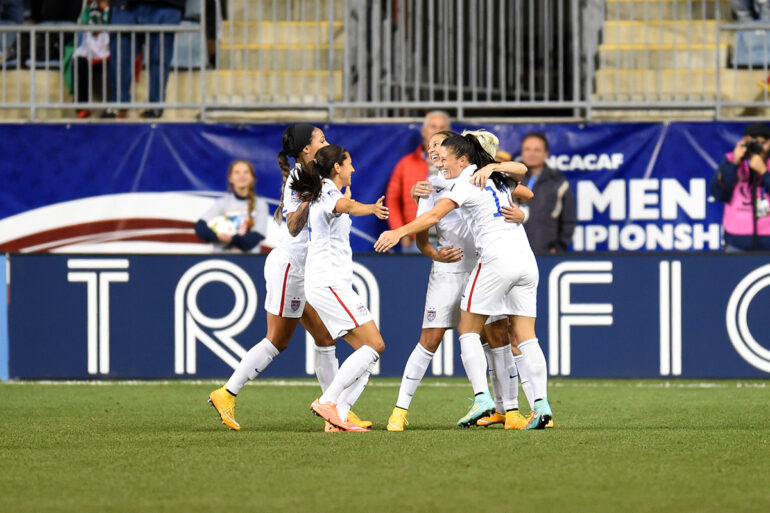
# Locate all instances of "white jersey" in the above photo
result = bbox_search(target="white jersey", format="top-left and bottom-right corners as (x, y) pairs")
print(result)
(444, 164), (531, 259)
(274, 164), (309, 271)
(304, 178), (353, 288)
(416, 173), (478, 273)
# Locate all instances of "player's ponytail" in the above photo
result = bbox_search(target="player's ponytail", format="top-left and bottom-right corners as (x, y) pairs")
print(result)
(462, 129), (499, 159)
(443, 134), (511, 191)
(290, 145), (348, 203)
(274, 124), (317, 223)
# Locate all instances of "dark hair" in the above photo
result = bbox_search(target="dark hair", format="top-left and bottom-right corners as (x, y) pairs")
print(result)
(290, 145), (349, 203)
(744, 122), (770, 139)
(275, 124), (318, 222)
(521, 132), (549, 152)
(442, 134), (511, 190)
(434, 130), (459, 139)
(227, 159), (256, 230)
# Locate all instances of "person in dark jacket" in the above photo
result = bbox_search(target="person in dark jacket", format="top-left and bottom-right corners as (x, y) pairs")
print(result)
(519, 133), (577, 255)
(104, 0), (184, 118)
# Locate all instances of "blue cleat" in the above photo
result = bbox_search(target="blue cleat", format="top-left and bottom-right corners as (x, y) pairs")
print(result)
(457, 391), (496, 427)
(524, 398), (553, 430)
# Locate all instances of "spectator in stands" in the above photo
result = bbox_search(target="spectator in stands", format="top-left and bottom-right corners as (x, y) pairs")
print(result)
(518, 132), (577, 255)
(386, 111), (451, 252)
(0, 0), (23, 62)
(104, 0), (184, 119)
(732, 0), (770, 22)
(195, 159), (269, 253)
(710, 123), (770, 251)
(64, 1), (110, 119)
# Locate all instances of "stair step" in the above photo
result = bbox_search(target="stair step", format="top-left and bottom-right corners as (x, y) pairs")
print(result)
(169, 70), (343, 103)
(228, 0), (345, 21)
(603, 20), (717, 45)
(220, 21), (344, 46)
(594, 68), (770, 101)
(217, 44), (343, 70)
(599, 44), (727, 69)
(604, 0), (730, 20)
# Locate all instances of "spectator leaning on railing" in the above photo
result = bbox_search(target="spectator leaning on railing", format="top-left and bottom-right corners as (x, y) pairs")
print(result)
(710, 122), (770, 251)
(385, 111), (451, 252)
(104, 0), (184, 119)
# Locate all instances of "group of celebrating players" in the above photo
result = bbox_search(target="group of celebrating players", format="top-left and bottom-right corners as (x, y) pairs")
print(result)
(208, 120), (554, 432)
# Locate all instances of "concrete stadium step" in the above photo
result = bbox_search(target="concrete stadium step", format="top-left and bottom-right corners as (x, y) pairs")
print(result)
(604, 0), (730, 20)
(169, 70), (343, 103)
(599, 43), (727, 69)
(603, 20), (717, 45)
(228, 0), (345, 21)
(220, 21), (344, 46)
(217, 44), (343, 70)
(594, 68), (770, 101)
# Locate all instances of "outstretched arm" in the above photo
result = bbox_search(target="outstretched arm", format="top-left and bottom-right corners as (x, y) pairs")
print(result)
(471, 161), (528, 187)
(334, 196), (389, 219)
(375, 198), (456, 252)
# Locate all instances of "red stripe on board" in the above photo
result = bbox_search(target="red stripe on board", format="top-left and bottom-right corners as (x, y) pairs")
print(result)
(467, 263), (483, 311)
(328, 287), (359, 327)
(278, 263), (292, 316)
(0, 218), (195, 252)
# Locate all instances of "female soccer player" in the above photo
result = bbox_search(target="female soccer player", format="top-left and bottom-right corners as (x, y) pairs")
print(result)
(194, 159), (268, 252)
(208, 125), (370, 432)
(290, 144), (389, 432)
(376, 134), (553, 430)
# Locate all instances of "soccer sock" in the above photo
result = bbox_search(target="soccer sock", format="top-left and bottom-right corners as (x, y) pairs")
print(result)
(491, 345), (516, 411)
(395, 343), (435, 410)
(314, 345), (339, 393)
(459, 332), (489, 396)
(225, 338), (280, 395)
(505, 348), (520, 410)
(518, 338), (548, 401)
(515, 354), (535, 410)
(483, 343), (504, 414)
(337, 359), (376, 421)
(319, 345), (379, 405)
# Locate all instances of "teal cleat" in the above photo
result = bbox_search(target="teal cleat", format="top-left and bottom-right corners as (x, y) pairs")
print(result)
(524, 398), (553, 430)
(457, 391), (496, 427)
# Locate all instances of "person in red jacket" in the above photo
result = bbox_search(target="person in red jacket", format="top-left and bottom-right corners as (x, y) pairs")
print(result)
(386, 111), (451, 252)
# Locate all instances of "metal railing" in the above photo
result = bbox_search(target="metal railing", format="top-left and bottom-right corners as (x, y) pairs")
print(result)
(1, 0), (770, 121)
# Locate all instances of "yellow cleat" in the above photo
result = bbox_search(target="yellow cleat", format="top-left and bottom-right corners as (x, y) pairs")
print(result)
(546, 418), (554, 428)
(386, 407), (409, 432)
(476, 412), (505, 427)
(347, 410), (373, 429)
(504, 410), (529, 430)
(208, 386), (240, 431)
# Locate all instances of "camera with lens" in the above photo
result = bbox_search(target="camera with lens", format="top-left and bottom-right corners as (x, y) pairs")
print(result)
(744, 138), (765, 156)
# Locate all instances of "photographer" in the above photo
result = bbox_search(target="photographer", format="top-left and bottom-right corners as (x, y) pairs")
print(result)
(710, 123), (770, 251)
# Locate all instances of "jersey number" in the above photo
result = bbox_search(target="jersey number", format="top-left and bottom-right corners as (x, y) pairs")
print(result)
(485, 186), (503, 218)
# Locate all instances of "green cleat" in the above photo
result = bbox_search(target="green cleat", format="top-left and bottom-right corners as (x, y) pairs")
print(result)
(524, 398), (553, 430)
(457, 391), (496, 427)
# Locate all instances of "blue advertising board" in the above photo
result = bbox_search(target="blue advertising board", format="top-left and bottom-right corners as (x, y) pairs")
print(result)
(0, 121), (761, 253)
(7, 253), (770, 379)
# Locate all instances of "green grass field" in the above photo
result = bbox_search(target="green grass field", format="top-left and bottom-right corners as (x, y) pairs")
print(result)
(1, 379), (768, 513)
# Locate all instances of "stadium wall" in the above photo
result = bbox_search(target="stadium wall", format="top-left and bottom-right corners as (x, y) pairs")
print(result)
(0, 121), (753, 253)
(6, 253), (770, 379)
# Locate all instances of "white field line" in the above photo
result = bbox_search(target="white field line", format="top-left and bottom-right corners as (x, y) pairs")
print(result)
(1, 380), (766, 389)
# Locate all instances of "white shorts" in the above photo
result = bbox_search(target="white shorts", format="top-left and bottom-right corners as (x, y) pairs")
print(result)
(422, 270), (470, 328)
(306, 283), (374, 340)
(461, 253), (539, 318)
(264, 250), (306, 318)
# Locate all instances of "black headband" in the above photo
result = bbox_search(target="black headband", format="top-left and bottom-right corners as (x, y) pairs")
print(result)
(286, 124), (316, 158)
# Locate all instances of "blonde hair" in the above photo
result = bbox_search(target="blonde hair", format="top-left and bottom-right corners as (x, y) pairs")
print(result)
(227, 159), (256, 230)
(461, 129), (499, 159)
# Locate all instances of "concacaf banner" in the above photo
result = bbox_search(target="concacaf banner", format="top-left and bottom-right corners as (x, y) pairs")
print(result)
(0, 121), (752, 253)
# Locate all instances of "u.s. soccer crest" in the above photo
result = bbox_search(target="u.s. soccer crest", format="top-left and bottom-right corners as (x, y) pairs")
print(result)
(426, 308), (437, 322)
(356, 303), (368, 316)
(290, 298), (301, 312)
